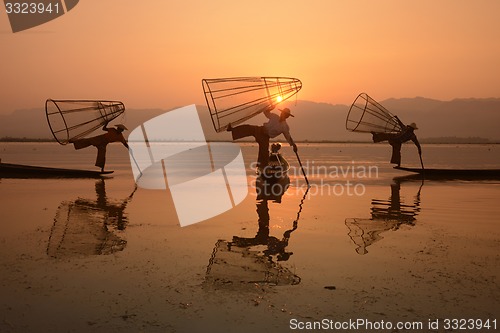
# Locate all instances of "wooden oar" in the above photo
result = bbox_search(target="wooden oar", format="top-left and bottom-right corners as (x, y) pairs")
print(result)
(295, 150), (310, 187)
(129, 148), (143, 178)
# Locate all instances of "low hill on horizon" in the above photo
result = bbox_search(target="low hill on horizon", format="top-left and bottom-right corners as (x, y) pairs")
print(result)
(1, 97), (499, 142)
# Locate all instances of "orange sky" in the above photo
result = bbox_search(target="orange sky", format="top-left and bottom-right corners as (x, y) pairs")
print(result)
(1, 0), (499, 114)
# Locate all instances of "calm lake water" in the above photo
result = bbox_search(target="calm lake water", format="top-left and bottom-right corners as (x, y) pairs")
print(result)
(1, 142), (499, 332)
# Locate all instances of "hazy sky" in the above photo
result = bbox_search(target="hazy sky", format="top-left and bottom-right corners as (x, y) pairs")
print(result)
(1, 0), (499, 114)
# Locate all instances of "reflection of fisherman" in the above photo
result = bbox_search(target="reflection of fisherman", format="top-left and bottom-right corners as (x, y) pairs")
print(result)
(71, 123), (129, 172)
(92, 179), (134, 230)
(232, 177), (295, 261)
(371, 178), (421, 223)
(372, 117), (421, 167)
(232, 199), (295, 261)
(346, 177), (422, 255)
(228, 106), (297, 169)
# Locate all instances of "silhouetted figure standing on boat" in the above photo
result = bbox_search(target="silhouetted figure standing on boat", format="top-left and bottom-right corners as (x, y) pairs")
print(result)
(372, 117), (422, 167)
(71, 123), (129, 172)
(227, 106), (298, 170)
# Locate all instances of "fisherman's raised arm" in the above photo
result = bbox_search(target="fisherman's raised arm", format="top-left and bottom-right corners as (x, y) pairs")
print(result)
(394, 116), (405, 129)
(283, 131), (298, 153)
(263, 104), (276, 119)
(102, 121), (110, 131)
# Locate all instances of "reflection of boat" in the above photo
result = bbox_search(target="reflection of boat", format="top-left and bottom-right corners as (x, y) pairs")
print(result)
(256, 175), (290, 203)
(0, 161), (113, 178)
(395, 166), (500, 180)
(256, 144), (291, 202)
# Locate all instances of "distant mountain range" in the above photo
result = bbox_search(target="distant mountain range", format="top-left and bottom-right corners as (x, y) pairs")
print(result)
(1, 97), (499, 142)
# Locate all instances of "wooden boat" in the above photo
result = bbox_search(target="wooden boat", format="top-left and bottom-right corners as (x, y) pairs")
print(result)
(255, 144), (291, 201)
(0, 162), (113, 178)
(258, 143), (290, 180)
(394, 166), (500, 180)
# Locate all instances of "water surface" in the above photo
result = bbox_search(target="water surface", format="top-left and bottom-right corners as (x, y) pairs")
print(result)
(1, 142), (499, 332)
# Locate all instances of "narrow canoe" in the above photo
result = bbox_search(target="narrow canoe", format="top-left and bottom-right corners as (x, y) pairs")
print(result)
(0, 162), (113, 178)
(395, 166), (500, 180)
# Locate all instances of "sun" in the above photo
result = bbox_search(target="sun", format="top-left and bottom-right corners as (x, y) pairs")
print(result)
(276, 95), (283, 103)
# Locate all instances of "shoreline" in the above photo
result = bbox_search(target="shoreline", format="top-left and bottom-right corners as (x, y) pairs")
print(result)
(1, 138), (499, 144)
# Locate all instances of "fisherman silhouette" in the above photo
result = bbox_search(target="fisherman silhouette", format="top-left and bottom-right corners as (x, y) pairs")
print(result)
(228, 106), (298, 170)
(372, 116), (422, 167)
(71, 122), (129, 172)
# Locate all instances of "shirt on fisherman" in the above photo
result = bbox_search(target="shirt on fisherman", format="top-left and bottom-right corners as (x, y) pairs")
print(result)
(263, 113), (293, 146)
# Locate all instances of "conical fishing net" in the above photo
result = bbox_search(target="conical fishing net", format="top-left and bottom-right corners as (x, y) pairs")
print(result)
(346, 93), (402, 133)
(45, 99), (125, 145)
(202, 77), (302, 132)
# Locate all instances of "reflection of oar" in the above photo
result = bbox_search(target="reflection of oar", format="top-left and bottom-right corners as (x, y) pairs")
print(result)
(282, 186), (309, 240)
(295, 150), (309, 187)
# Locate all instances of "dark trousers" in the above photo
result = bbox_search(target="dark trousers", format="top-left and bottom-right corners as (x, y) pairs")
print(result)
(95, 145), (107, 169)
(232, 125), (269, 168)
(74, 139), (107, 170)
(389, 141), (402, 165)
(372, 133), (401, 165)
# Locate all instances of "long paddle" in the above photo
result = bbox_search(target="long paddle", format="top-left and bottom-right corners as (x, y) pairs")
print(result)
(128, 148), (143, 178)
(295, 150), (310, 187)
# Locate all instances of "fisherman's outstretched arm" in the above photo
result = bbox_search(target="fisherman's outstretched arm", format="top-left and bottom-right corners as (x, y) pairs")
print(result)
(284, 132), (298, 152)
(412, 136), (422, 155)
(102, 121), (110, 131)
(121, 137), (129, 149)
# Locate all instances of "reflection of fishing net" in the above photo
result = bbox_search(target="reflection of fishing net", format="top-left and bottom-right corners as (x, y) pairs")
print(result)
(46, 99), (125, 145)
(345, 218), (399, 255)
(346, 93), (402, 133)
(204, 240), (300, 289)
(47, 201), (126, 258)
(202, 77), (302, 132)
